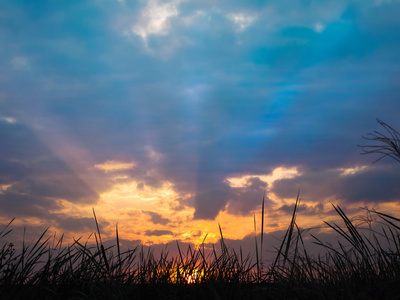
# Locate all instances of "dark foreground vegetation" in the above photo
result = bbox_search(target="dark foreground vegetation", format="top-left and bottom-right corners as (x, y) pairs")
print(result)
(1, 199), (400, 300)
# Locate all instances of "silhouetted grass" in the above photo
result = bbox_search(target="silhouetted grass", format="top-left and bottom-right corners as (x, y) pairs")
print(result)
(1, 197), (400, 299)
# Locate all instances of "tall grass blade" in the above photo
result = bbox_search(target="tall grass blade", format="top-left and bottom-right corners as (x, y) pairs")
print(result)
(283, 189), (300, 266)
(261, 192), (265, 271)
(218, 223), (227, 254)
(116, 221), (121, 273)
(254, 214), (259, 280)
(92, 208), (109, 272)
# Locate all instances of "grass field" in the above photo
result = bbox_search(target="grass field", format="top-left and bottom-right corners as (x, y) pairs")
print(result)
(0, 192), (400, 300)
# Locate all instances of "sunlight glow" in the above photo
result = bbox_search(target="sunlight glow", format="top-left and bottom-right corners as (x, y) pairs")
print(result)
(170, 268), (204, 284)
(14, 161), (398, 249)
(94, 160), (136, 172)
(101, 180), (178, 204)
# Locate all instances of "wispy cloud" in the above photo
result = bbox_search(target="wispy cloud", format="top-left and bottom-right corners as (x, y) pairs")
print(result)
(11, 56), (30, 70)
(0, 116), (17, 124)
(228, 13), (255, 31)
(132, 0), (181, 44)
(94, 160), (136, 172)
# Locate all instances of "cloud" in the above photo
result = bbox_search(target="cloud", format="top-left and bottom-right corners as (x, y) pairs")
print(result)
(338, 166), (400, 203)
(0, 116), (17, 124)
(132, 0), (181, 43)
(94, 160), (136, 172)
(226, 177), (270, 216)
(7, 177), (97, 204)
(143, 210), (171, 225)
(145, 230), (174, 236)
(0, 191), (60, 217)
(313, 22), (325, 33)
(49, 214), (104, 233)
(11, 56), (30, 71)
(0, 122), (99, 219)
(193, 175), (232, 220)
(372, 0), (396, 6)
(278, 202), (327, 216)
(228, 13), (255, 31)
(272, 165), (400, 204)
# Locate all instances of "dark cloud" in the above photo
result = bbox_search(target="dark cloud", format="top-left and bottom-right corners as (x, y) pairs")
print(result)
(49, 214), (104, 233)
(0, 121), (99, 221)
(193, 174), (232, 220)
(143, 211), (171, 225)
(169, 198), (189, 212)
(272, 165), (400, 205)
(337, 167), (400, 203)
(278, 202), (326, 216)
(145, 230), (174, 237)
(226, 177), (270, 216)
(0, 191), (59, 217)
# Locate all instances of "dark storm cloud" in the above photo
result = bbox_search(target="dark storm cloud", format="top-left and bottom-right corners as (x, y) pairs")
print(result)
(0, 0), (400, 224)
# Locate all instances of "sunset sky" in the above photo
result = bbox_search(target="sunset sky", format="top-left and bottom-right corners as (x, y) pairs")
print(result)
(1, 0), (400, 255)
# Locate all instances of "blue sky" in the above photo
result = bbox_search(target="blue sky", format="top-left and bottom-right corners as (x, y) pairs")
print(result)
(1, 0), (400, 248)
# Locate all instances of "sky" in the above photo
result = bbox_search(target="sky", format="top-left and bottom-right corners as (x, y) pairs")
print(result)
(1, 0), (400, 257)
